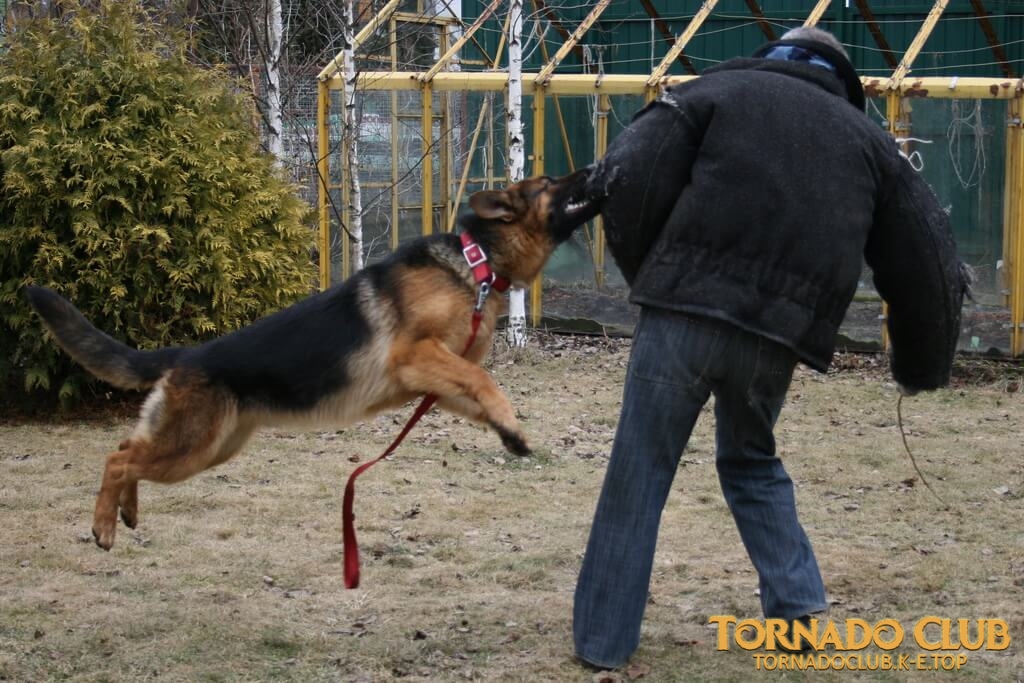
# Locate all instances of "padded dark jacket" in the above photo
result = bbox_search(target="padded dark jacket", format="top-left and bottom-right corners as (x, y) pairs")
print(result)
(592, 56), (966, 391)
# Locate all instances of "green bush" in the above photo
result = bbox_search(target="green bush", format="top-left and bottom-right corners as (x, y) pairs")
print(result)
(0, 1), (314, 407)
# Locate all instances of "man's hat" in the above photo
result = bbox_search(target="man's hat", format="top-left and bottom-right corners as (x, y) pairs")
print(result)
(753, 38), (866, 111)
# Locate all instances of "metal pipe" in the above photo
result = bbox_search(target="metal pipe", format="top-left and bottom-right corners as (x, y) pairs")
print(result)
(530, 89), (546, 327)
(647, 0), (719, 87)
(422, 81), (434, 236)
(535, 0), (612, 85)
(318, 0), (402, 81)
(335, 72), (1024, 101)
(317, 80), (331, 290)
(886, 0), (949, 91)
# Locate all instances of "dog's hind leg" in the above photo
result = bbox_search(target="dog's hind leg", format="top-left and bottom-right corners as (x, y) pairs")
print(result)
(93, 444), (140, 549)
(110, 439), (140, 529)
(111, 421), (255, 534)
(392, 338), (530, 455)
(92, 371), (246, 550)
(118, 483), (139, 529)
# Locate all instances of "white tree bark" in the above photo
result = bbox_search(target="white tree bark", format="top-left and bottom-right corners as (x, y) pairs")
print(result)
(342, 0), (364, 271)
(265, 0), (285, 161)
(505, 0), (528, 347)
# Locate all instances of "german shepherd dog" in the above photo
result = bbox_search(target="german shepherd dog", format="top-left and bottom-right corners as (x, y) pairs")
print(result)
(26, 169), (601, 551)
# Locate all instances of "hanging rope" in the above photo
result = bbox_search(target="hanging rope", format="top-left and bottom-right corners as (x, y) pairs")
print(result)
(896, 394), (949, 510)
(894, 136), (932, 172)
(947, 98), (987, 189)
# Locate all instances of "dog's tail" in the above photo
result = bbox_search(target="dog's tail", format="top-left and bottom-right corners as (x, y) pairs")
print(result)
(25, 286), (182, 390)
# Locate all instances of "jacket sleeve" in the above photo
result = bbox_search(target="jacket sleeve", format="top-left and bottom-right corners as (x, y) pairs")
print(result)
(864, 150), (967, 391)
(589, 94), (703, 285)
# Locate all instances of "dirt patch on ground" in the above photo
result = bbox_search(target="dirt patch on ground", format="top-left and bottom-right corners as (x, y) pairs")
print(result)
(1, 335), (1022, 681)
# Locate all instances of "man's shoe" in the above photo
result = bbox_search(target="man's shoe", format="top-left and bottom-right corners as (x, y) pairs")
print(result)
(779, 615), (816, 653)
(575, 654), (622, 672)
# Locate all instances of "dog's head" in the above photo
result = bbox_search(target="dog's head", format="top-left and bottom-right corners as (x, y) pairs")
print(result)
(461, 168), (603, 284)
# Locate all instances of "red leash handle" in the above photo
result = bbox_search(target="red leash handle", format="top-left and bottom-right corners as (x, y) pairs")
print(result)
(342, 309), (484, 589)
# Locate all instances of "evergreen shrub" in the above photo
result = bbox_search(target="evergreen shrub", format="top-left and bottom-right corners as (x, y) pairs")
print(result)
(0, 1), (314, 406)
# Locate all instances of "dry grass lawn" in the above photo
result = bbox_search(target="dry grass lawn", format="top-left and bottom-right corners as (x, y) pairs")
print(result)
(1, 335), (1022, 682)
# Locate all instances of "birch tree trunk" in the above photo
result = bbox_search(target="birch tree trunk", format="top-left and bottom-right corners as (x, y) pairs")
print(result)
(505, 0), (528, 347)
(265, 0), (284, 161)
(342, 0), (364, 271)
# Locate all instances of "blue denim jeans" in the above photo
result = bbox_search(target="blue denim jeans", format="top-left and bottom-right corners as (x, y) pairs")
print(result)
(573, 308), (827, 668)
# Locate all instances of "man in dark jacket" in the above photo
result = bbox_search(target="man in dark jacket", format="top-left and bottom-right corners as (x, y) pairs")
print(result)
(573, 27), (967, 669)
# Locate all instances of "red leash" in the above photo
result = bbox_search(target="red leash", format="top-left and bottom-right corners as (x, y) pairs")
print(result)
(342, 233), (509, 588)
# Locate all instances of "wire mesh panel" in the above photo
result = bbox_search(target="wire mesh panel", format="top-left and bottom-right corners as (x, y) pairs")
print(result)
(393, 89), (428, 245)
(355, 89), (395, 263)
(278, 69), (323, 207)
(443, 89), (509, 213)
(863, 96), (1013, 356)
(536, 93), (642, 336)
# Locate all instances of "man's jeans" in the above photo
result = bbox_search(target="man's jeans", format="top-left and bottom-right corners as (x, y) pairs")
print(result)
(573, 308), (827, 668)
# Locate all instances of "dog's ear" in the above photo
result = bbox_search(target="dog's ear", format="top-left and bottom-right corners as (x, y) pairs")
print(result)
(469, 190), (516, 222)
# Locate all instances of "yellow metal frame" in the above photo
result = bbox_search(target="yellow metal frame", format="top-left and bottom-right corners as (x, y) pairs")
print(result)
(445, 12), (510, 231)
(803, 0), (832, 28)
(593, 94), (610, 290)
(535, 0), (611, 86)
(315, 4), (1024, 357)
(317, 0), (402, 81)
(1007, 96), (1024, 356)
(886, 0), (949, 91)
(331, 72), (1019, 100)
(316, 80), (331, 290)
(421, 0), (503, 83)
(529, 87), (546, 327)
(647, 0), (718, 88)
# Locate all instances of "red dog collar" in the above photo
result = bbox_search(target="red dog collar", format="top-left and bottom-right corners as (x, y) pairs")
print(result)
(460, 232), (511, 293)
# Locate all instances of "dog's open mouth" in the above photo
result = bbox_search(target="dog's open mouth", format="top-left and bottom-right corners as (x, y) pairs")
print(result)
(562, 187), (604, 223)
(549, 167), (604, 235)
(564, 197), (592, 215)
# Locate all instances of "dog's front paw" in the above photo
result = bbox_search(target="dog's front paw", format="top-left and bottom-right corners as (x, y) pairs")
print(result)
(498, 429), (532, 457)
